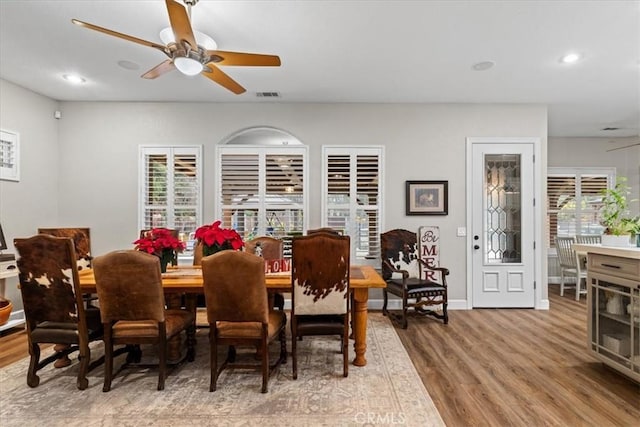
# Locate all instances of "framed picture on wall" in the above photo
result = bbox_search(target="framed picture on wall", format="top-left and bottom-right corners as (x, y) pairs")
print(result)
(406, 180), (448, 215)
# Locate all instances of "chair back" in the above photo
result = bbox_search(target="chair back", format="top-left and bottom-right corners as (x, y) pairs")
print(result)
(245, 236), (283, 260)
(576, 234), (601, 244)
(201, 250), (268, 323)
(307, 227), (342, 236)
(380, 229), (421, 281)
(291, 233), (350, 315)
(555, 236), (578, 269)
(37, 227), (91, 269)
(14, 235), (86, 330)
(93, 250), (166, 323)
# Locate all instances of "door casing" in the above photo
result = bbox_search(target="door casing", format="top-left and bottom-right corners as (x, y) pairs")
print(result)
(465, 137), (545, 309)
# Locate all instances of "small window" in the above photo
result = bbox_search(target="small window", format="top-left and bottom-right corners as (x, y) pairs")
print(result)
(322, 146), (384, 264)
(0, 129), (19, 182)
(138, 146), (202, 236)
(547, 167), (614, 248)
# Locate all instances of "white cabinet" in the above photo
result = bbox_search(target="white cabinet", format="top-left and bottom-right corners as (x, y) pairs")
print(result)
(586, 250), (640, 382)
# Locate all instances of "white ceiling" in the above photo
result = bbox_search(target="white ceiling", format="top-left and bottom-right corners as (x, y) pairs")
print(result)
(1, 0), (638, 138)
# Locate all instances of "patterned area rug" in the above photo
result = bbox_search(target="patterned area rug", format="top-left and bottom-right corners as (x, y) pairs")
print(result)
(0, 313), (443, 427)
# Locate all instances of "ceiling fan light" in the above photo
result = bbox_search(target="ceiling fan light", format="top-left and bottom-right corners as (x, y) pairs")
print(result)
(174, 57), (203, 76)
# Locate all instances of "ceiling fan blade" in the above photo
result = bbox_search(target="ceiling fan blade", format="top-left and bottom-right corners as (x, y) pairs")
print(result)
(202, 63), (246, 94)
(71, 19), (167, 53)
(165, 0), (197, 49)
(207, 50), (281, 67)
(141, 60), (175, 79)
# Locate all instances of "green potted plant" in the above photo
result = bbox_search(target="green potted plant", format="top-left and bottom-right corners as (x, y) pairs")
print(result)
(599, 177), (639, 247)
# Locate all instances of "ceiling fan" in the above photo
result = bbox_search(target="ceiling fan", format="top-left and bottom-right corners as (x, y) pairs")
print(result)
(71, 0), (280, 94)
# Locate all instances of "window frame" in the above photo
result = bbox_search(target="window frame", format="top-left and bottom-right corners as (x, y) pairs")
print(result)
(138, 145), (203, 234)
(215, 144), (309, 241)
(321, 145), (385, 266)
(547, 166), (615, 250)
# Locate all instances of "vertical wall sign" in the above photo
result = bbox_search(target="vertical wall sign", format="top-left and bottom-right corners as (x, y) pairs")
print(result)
(418, 226), (441, 284)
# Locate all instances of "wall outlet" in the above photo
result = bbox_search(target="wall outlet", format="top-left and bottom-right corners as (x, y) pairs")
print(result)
(457, 227), (467, 237)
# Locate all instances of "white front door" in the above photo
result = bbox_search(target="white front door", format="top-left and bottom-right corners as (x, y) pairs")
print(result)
(470, 141), (536, 307)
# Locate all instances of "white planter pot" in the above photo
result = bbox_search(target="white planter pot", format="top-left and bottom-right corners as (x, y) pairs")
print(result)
(601, 234), (633, 247)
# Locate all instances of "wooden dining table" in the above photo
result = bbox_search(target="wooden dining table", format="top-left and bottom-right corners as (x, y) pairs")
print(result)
(78, 264), (386, 367)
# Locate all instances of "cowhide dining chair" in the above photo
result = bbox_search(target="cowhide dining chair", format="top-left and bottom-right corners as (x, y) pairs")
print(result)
(14, 234), (104, 390)
(291, 233), (351, 379)
(380, 229), (449, 328)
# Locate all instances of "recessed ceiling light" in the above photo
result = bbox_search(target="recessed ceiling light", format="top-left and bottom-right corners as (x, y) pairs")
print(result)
(560, 53), (582, 64)
(62, 74), (86, 84)
(472, 61), (495, 71)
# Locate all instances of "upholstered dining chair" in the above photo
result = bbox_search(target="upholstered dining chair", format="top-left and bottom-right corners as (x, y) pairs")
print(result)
(92, 250), (195, 391)
(201, 250), (287, 393)
(291, 233), (350, 379)
(555, 236), (587, 300)
(245, 236), (285, 310)
(14, 234), (104, 390)
(37, 227), (96, 367)
(380, 229), (449, 329)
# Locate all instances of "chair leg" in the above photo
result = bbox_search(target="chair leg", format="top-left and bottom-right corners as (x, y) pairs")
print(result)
(26, 341), (41, 388)
(261, 336), (269, 393)
(443, 302), (449, 325)
(76, 344), (90, 390)
(401, 295), (409, 329)
(209, 327), (217, 392)
(559, 270), (565, 296)
(103, 330), (113, 392)
(158, 342), (166, 391)
(382, 290), (389, 316)
(291, 319), (298, 380)
(343, 318), (349, 378)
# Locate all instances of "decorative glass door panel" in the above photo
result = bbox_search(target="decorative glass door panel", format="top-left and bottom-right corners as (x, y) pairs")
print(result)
(485, 154), (521, 264)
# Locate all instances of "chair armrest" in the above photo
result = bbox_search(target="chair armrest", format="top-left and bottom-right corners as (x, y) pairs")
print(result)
(382, 259), (409, 279)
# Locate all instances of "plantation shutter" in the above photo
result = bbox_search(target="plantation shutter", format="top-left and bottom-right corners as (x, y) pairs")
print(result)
(217, 146), (307, 249)
(547, 169), (612, 248)
(323, 146), (384, 264)
(139, 146), (202, 234)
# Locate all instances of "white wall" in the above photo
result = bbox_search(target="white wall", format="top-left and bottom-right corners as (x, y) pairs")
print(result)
(55, 101), (548, 306)
(0, 80), (60, 308)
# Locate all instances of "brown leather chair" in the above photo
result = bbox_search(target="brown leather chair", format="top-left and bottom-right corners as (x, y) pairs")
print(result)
(201, 250), (287, 393)
(93, 250), (195, 391)
(14, 234), (103, 390)
(380, 229), (449, 328)
(245, 236), (285, 310)
(291, 233), (350, 379)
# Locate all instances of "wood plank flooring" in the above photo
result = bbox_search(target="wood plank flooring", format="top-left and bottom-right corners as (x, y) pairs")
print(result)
(1, 285), (638, 426)
(395, 284), (640, 426)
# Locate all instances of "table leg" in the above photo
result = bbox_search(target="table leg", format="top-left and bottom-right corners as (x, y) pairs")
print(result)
(165, 293), (183, 362)
(352, 288), (369, 367)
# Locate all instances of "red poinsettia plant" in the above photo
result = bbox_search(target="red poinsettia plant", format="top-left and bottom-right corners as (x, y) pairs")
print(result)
(133, 228), (186, 259)
(194, 220), (244, 256)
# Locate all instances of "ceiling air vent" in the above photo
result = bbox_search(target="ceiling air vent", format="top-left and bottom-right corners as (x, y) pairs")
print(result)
(256, 92), (281, 98)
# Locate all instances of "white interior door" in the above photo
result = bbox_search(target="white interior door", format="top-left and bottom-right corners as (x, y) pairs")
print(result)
(471, 142), (536, 307)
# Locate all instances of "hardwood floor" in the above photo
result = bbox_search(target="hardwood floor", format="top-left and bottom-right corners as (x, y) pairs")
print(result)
(396, 284), (640, 426)
(1, 285), (638, 426)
